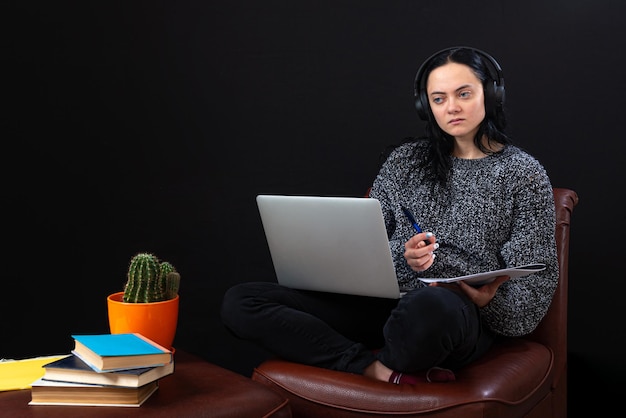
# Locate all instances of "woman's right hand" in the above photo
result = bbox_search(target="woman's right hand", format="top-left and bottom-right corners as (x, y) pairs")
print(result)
(404, 233), (438, 272)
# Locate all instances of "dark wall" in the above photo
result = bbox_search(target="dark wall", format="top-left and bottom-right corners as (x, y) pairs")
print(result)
(5, 0), (625, 413)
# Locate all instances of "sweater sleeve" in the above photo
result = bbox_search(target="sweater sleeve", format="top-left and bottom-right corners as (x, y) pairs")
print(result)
(479, 157), (559, 336)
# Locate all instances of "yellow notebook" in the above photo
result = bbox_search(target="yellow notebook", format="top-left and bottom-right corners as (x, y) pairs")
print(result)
(0, 355), (68, 391)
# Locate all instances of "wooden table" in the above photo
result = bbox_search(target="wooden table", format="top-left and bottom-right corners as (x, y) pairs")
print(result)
(0, 350), (291, 417)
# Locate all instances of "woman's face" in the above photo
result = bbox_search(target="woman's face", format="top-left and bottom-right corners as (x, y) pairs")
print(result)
(426, 62), (486, 142)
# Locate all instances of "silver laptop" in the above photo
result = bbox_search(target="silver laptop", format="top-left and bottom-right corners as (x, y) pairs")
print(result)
(256, 195), (402, 299)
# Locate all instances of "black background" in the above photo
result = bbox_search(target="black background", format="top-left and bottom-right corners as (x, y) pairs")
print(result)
(5, 1), (625, 413)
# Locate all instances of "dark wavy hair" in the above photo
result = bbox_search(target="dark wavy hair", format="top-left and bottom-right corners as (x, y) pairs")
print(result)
(416, 47), (511, 186)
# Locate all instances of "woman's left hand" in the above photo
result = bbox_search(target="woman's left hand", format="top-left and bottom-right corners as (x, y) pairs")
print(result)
(430, 276), (509, 307)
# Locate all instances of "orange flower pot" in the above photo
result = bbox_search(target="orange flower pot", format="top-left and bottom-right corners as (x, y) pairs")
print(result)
(107, 292), (179, 350)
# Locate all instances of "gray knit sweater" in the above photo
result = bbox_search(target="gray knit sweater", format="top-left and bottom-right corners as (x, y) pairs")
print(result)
(370, 140), (558, 337)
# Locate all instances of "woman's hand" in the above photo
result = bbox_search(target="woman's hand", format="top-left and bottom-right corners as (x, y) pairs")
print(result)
(404, 232), (438, 272)
(452, 276), (510, 307)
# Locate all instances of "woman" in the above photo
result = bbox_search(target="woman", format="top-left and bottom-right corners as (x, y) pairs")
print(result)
(221, 47), (558, 385)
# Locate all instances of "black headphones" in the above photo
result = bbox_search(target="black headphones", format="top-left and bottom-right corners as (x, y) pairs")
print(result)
(413, 46), (505, 121)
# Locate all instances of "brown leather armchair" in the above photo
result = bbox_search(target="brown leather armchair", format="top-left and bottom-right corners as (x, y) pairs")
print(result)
(252, 188), (578, 418)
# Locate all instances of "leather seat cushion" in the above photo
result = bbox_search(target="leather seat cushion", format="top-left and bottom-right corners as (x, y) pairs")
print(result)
(252, 338), (553, 415)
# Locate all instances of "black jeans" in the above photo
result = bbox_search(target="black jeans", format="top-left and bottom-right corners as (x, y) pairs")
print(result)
(220, 282), (494, 375)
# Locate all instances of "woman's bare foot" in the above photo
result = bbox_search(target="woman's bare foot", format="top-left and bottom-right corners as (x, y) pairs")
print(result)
(363, 360), (393, 382)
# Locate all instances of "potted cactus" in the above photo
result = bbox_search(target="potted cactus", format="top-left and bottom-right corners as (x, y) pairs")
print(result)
(107, 253), (181, 350)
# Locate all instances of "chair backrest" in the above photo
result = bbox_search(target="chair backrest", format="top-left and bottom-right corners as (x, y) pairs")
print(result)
(528, 188), (579, 389)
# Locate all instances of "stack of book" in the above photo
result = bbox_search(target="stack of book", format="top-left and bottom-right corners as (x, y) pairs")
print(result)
(29, 333), (174, 407)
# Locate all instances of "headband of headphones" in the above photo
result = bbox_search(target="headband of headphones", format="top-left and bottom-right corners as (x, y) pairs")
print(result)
(413, 46), (505, 121)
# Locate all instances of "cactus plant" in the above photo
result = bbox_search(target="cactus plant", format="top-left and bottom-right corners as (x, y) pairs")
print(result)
(122, 252), (180, 303)
(160, 261), (181, 300)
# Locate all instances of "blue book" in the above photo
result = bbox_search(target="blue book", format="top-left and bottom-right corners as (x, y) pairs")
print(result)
(71, 333), (172, 372)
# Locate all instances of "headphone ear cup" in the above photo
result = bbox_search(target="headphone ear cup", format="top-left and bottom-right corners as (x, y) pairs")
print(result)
(484, 80), (505, 117)
(414, 93), (428, 121)
(494, 84), (505, 108)
(484, 80), (496, 116)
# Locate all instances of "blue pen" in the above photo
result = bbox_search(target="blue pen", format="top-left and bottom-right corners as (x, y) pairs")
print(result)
(401, 206), (422, 233)
(401, 206), (432, 245)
